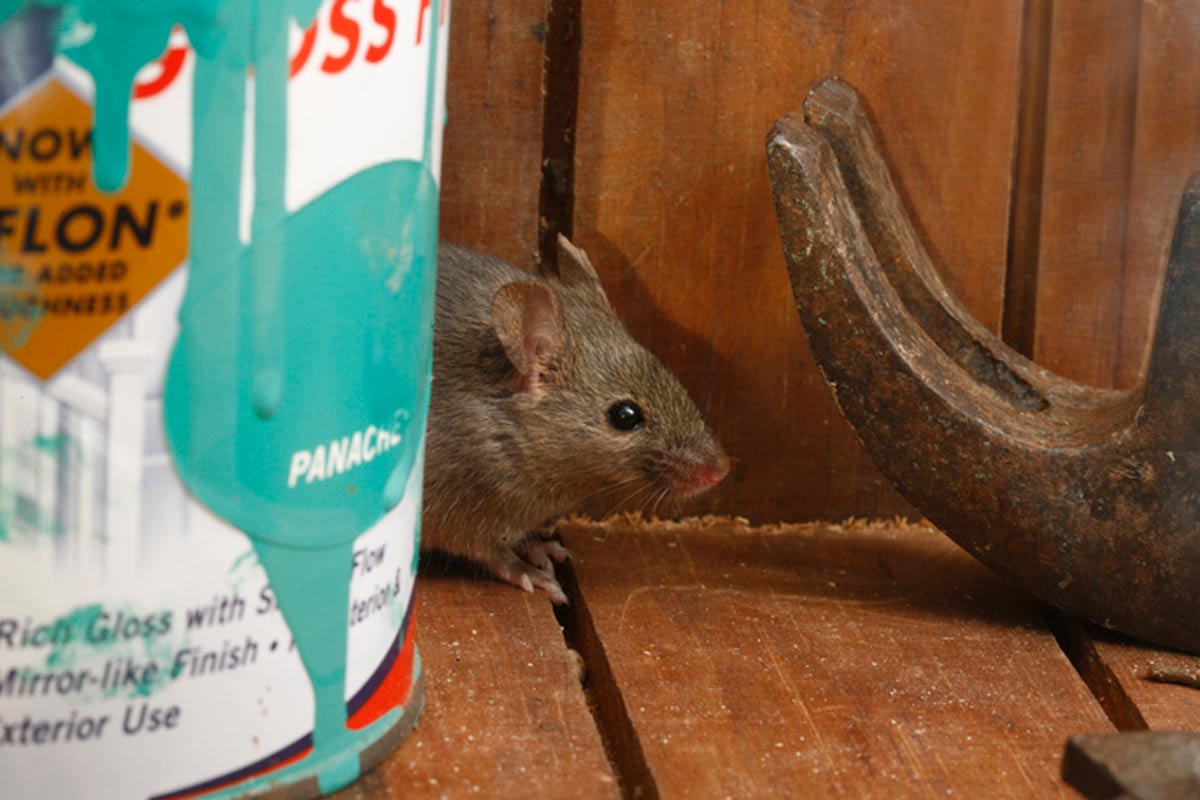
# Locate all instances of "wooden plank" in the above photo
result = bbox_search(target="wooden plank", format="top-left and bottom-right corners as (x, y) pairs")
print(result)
(1122, 644), (1200, 730)
(438, 0), (548, 268)
(1112, 1), (1200, 389)
(1032, 1), (1200, 391)
(336, 561), (618, 799)
(1058, 620), (1200, 732)
(559, 517), (1113, 798)
(1032, 0), (1141, 388)
(1002, 0), (1052, 358)
(572, 1), (1024, 521)
(1029, 0), (1200, 392)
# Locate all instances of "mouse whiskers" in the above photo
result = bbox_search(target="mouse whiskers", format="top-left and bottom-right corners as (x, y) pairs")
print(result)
(593, 480), (656, 521)
(648, 485), (677, 518)
(574, 475), (641, 507)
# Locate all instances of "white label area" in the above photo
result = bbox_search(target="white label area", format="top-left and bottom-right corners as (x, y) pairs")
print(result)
(0, 472), (419, 800)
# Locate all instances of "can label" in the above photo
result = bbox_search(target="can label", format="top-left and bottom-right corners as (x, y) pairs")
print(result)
(0, 76), (189, 378)
(0, 1), (446, 797)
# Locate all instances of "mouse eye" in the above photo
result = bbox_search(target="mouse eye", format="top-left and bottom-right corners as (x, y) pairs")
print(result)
(607, 400), (645, 432)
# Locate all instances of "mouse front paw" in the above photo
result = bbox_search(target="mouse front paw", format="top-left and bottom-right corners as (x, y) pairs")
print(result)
(516, 536), (571, 574)
(487, 539), (571, 605)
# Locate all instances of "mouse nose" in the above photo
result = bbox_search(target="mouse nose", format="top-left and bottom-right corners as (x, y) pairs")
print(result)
(668, 441), (730, 496)
(693, 452), (730, 488)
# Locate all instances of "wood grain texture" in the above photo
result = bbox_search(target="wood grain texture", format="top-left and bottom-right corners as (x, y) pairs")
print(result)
(1032, 0), (1141, 388)
(438, 0), (548, 268)
(556, 515), (1108, 796)
(335, 565), (618, 799)
(1062, 621), (1200, 732)
(559, 517), (1113, 798)
(1105, 642), (1200, 730)
(1003, 0), (1053, 358)
(1112, 0), (1200, 389)
(1032, 1), (1200, 390)
(572, 1), (1023, 522)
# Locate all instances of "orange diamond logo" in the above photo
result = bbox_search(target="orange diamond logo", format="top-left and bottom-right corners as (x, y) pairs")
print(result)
(0, 76), (189, 379)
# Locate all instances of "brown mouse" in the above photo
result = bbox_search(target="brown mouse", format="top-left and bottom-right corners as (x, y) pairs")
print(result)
(422, 234), (728, 602)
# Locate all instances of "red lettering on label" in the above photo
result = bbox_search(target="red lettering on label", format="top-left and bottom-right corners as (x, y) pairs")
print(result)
(132, 29), (188, 100)
(290, 21), (319, 77)
(416, 0), (428, 45)
(365, 0), (397, 63)
(131, 1), (414, 88)
(321, 0), (361, 74)
(415, 0), (448, 45)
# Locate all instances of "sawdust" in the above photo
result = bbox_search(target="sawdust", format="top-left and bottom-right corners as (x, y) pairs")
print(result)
(558, 512), (937, 537)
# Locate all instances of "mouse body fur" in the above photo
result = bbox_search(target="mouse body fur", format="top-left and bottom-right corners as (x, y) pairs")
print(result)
(422, 236), (727, 601)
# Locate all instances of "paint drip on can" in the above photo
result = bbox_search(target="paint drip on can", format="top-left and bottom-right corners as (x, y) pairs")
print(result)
(0, 1), (446, 797)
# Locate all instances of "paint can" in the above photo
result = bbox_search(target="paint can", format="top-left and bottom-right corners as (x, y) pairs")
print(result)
(0, 1), (446, 797)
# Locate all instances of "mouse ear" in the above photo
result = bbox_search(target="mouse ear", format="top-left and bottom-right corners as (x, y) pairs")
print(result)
(491, 281), (565, 395)
(550, 234), (603, 288)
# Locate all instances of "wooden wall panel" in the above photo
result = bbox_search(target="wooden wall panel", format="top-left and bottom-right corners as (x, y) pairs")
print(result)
(1033, 1), (1141, 388)
(1034, 1), (1200, 389)
(438, 0), (548, 268)
(439, 1), (1200, 522)
(1115, 2), (1200, 389)
(572, 1), (1024, 521)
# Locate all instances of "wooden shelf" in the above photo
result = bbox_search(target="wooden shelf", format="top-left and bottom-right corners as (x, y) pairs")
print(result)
(334, 518), (1200, 798)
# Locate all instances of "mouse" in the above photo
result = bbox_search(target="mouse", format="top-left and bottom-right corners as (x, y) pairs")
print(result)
(421, 234), (729, 603)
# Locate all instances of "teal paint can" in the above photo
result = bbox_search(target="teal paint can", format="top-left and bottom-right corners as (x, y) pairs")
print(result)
(0, 1), (445, 797)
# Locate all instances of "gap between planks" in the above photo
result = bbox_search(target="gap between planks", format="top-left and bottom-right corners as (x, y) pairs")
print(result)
(547, 515), (1111, 797)
(1002, 0), (1053, 356)
(535, 3), (659, 793)
(555, 554), (662, 800)
(1045, 610), (1150, 731)
(536, 0), (582, 269)
(1047, 609), (1200, 733)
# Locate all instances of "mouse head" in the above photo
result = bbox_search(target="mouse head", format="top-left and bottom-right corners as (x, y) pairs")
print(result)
(489, 235), (728, 511)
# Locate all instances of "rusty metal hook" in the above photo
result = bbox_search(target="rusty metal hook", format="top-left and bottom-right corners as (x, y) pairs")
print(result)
(767, 77), (1200, 654)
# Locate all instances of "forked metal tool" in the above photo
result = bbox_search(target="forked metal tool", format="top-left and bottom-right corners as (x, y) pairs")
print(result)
(767, 77), (1200, 655)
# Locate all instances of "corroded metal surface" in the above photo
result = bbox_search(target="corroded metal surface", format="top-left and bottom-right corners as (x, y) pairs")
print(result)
(1063, 733), (1200, 800)
(767, 77), (1200, 654)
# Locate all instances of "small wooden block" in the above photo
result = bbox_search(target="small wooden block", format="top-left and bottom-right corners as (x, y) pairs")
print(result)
(333, 564), (618, 799)
(559, 517), (1113, 798)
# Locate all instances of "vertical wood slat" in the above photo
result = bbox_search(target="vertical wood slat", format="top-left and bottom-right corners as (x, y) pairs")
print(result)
(571, 1), (1024, 522)
(438, 0), (550, 270)
(1002, 0), (1053, 358)
(1012, 2), (1200, 391)
(1031, 0), (1143, 389)
(441, 1), (1200, 520)
(1113, 1), (1200, 389)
